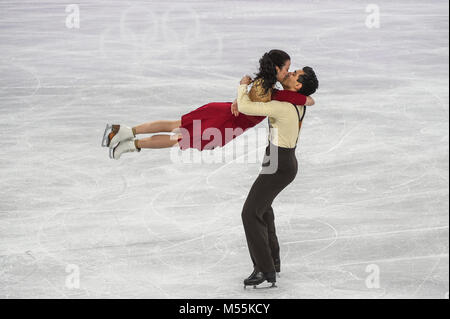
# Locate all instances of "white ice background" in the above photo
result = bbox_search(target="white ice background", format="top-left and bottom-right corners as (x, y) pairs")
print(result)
(0, 0), (448, 298)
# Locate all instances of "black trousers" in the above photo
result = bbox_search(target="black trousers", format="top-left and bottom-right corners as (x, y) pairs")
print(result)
(242, 143), (298, 273)
(249, 206), (280, 269)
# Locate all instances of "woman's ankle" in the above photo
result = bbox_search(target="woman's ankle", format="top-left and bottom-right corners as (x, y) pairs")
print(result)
(134, 139), (141, 151)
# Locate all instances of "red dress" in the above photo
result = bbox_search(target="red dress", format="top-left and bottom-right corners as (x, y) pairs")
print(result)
(178, 90), (307, 151)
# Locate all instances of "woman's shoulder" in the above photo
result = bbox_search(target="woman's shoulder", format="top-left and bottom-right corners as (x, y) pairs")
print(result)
(249, 78), (272, 102)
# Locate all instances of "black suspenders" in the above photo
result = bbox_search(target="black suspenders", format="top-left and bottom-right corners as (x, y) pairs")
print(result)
(292, 103), (306, 146)
(267, 104), (306, 147)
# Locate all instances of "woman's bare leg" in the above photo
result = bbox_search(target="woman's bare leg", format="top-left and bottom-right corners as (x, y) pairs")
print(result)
(133, 120), (181, 135)
(135, 134), (180, 149)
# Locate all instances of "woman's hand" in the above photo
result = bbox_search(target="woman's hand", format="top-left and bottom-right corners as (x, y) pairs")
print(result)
(240, 75), (253, 85)
(231, 99), (239, 117)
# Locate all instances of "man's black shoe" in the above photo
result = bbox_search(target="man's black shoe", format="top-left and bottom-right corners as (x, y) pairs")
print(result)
(243, 271), (277, 289)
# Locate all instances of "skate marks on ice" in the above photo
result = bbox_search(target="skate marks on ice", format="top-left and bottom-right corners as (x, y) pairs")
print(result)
(280, 218), (448, 298)
(138, 157), (447, 298)
(0, 0), (448, 298)
(0, 63), (41, 99)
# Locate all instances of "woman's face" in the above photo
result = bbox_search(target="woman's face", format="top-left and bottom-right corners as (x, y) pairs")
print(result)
(276, 59), (291, 82)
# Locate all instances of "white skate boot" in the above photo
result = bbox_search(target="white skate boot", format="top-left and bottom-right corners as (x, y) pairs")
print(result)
(110, 139), (140, 160)
(101, 124), (135, 148)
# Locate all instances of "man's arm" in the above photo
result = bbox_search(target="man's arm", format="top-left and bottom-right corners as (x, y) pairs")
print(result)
(235, 93), (313, 117)
(237, 84), (279, 117)
(272, 89), (315, 106)
(272, 89), (306, 105)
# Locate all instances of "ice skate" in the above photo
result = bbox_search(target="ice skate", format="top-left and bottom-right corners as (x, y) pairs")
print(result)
(110, 139), (140, 160)
(243, 271), (277, 289)
(101, 124), (134, 148)
(101, 124), (118, 147)
(245, 269), (258, 281)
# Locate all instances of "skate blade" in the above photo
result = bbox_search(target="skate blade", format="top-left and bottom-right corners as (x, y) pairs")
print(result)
(109, 145), (115, 159)
(244, 282), (277, 290)
(101, 124), (112, 147)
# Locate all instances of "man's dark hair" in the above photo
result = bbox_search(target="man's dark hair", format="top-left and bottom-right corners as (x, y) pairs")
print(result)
(297, 66), (318, 96)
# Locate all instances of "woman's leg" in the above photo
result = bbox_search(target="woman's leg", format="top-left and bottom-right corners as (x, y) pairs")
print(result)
(134, 120), (181, 135)
(135, 134), (181, 149)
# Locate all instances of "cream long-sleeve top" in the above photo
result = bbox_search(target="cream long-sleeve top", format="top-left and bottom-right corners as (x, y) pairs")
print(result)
(237, 84), (304, 149)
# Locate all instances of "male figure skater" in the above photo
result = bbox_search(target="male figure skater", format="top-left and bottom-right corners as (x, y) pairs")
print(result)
(237, 67), (319, 288)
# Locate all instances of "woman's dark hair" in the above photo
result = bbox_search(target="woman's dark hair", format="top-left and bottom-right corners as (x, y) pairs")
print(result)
(297, 66), (319, 96)
(255, 49), (291, 95)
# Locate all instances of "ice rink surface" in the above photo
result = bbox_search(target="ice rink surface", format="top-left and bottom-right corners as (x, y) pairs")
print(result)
(0, 0), (448, 298)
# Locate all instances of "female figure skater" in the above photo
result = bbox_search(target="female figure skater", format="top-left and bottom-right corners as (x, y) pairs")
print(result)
(101, 50), (314, 159)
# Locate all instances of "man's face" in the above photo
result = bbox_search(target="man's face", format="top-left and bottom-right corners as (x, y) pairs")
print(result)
(281, 69), (304, 91)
